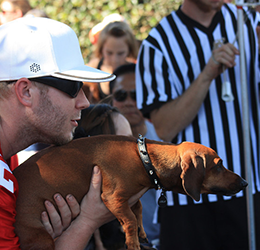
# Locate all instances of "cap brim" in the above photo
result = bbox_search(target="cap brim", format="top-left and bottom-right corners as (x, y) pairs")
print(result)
(52, 64), (115, 82)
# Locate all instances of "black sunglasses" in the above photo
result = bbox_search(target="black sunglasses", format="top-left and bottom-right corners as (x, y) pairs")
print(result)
(113, 89), (136, 102)
(29, 76), (83, 98)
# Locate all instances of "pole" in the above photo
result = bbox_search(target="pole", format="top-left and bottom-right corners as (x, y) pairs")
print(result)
(235, 2), (256, 249)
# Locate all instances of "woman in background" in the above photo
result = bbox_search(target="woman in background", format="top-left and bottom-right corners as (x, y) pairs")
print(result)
(85, 21), (139, 103)
(0, 0), (32, 24)
(74, 103), (132, 139)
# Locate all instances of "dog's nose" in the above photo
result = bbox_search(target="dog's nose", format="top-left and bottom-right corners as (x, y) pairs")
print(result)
(240, 178), (248, 188)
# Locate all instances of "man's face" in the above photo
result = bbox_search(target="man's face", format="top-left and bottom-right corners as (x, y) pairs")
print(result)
(31, 86), (89, 146)
(188, 0), (224, 12)
(112, 72), (144, 127)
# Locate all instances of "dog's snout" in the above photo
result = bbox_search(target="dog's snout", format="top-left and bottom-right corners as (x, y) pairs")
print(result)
(225, 177), (248, 196)
(240, 178), (248, 189)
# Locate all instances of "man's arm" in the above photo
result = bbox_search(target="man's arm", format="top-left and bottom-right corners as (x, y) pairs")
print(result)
(150, 43), (239, 142)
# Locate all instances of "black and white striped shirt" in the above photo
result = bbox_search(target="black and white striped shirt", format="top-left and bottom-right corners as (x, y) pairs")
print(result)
(136, 3), (260, 206)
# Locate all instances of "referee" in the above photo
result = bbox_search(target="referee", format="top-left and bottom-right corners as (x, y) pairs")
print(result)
(136, 1), (260, 249)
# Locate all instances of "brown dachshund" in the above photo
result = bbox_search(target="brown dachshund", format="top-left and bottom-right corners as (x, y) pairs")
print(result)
(13, 135), (248, 250)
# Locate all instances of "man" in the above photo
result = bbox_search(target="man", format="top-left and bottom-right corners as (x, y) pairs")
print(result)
(136, 1), (260, 249)
(109, 63), (161, 248)
(0, 17), (145, 249)
(110, 63), (161, 141)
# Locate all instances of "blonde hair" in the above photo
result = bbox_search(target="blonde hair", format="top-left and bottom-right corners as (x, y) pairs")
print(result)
(24, 8), (48, 18)
(94, 21), (138, 60)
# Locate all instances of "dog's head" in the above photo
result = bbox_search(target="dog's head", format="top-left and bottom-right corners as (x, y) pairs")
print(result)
(180, 143), (248, 201)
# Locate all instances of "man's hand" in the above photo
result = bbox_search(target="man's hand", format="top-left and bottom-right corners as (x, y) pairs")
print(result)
(205, 42), (240, 82)
(75, 166), (113, 232)
(41, 193), (80, 239)
(41, 166), (148, 239)
(75, 166), (148, 231)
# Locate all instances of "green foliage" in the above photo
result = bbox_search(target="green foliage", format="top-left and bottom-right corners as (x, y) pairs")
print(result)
(29, 0), (182, 62)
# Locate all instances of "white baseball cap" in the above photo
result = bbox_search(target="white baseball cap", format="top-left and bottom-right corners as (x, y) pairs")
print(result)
(0, 17), (115, 83)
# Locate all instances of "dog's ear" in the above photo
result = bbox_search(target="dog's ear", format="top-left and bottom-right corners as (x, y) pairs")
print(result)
(180, 152), (205, 201)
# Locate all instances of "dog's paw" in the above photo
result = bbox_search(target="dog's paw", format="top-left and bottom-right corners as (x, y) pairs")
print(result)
(139, 237), (149, 244)
(138, 226), (147, 242)
(140, 244), (157, 250)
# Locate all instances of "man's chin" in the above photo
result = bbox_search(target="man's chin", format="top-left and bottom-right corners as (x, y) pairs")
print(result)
(193, 0), (223, 12)
(214, 0), (224, 12)
(53, 133), (73, 146)
(125, 114), (141, 122)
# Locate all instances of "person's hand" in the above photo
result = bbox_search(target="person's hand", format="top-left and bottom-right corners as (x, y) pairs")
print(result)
(73, 166), (148, 232)
(41, 193), (80, 239)
(41, 165), (148, 240)
(204, 42), (240, 82)
(75, 166), (113, 232)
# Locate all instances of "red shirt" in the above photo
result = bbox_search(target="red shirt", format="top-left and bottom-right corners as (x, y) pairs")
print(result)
(6, 155), (19, 172)
(0, 145), (20, 249)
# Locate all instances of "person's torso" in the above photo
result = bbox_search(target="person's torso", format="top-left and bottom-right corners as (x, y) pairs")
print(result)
(138, 4), (260, 205)
(0, 145), (20, 249)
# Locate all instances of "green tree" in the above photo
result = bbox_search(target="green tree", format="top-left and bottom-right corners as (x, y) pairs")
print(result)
(30, 0), (182, 62)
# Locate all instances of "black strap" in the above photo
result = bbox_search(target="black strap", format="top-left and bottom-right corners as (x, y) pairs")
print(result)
(137, 134), (163, 190)
(137, 135), (168, 207)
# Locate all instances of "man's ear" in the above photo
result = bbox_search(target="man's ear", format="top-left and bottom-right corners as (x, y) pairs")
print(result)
(14, 78), (34, 107)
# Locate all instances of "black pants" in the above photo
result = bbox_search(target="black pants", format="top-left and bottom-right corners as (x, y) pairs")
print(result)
(159, 193), (260, 250)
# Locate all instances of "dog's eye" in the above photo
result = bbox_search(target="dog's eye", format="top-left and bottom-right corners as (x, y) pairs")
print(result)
(211, 166), (221, 174)
(218, 159), (223, 166)
(214, 164), (223, 172)
(212, 160), (223, 173)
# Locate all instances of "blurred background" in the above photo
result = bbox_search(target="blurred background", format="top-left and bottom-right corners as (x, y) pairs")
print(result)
(29, 0), (182, 62)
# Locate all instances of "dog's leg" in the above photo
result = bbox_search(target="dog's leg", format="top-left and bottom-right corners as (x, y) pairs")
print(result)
(131, 200), (148, 243)
(116, 205), (140, 250)
(102, 197), (140, 250)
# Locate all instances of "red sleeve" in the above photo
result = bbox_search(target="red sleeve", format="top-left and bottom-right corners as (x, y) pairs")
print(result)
(0, 158), (20, 249)
(6, 155), (19, 172)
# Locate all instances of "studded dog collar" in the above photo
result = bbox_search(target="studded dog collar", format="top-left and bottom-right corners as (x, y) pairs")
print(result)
(137, 134), (167, 207)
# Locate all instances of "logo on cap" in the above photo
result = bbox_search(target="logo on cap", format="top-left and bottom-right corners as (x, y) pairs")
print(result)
(30, 63), (41, 73)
